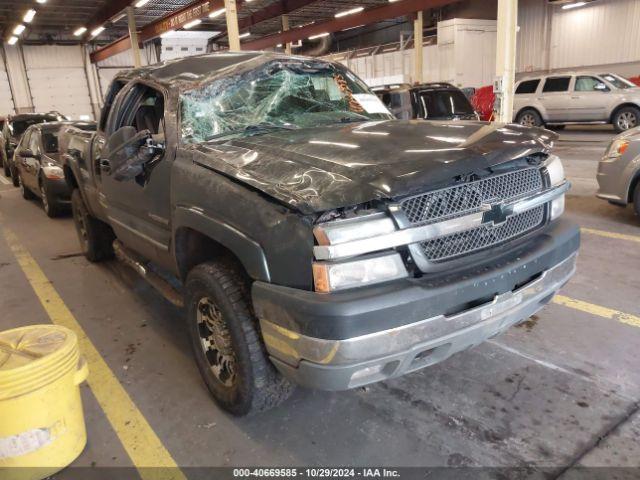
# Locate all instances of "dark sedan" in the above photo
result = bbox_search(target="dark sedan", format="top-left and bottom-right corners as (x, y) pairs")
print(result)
(15, 121), (96, 217)
(2, 112), (66, 185)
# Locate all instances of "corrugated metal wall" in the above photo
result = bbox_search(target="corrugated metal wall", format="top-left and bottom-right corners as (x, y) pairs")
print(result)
(22, 45), (94, 119)
(518, 0), (640, 74)
(0, 53), (14, 114)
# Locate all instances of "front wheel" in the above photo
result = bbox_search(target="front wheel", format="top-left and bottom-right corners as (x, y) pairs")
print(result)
(613, 106), (640, 133)
(71, 189), (115, 262)
(185, 261), (294, 416)
(515, 109), (543, 128)
(40, 179), (62, 218)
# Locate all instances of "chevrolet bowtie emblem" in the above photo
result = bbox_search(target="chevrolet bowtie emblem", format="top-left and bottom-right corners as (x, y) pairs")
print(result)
(482, 203), (513, 225)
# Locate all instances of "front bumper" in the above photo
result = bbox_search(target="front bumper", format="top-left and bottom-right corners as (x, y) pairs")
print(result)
(595, 156), (635, 205)
(253, 219), (580, 390)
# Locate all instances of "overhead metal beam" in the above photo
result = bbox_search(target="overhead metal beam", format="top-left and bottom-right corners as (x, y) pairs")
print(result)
(242, 0), (457, 50)
(238, 0), (317, 30)
(90, 36), (134, 64)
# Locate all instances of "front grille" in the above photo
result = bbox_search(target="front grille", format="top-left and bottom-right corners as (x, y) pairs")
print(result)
(398, 166), (546, 265)
(419, 206), (545, 262)
(400, 168), (543, 226)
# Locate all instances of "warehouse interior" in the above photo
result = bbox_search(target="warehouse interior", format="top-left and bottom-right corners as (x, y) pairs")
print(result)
(1, 0), (640, 478)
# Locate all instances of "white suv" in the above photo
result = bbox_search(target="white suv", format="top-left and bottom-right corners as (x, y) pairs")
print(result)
(513, 72), (640, 132)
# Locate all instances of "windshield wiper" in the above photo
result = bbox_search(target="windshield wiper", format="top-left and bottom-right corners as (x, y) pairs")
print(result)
(206, 122), (297, 141)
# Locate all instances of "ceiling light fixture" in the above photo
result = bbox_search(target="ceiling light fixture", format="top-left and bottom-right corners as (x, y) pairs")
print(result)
(13, 24), (26, 35)
(36, 0), (46, 3)
(135, 0), (150, 7)
(8, 36), (18, 45)
(238, 31), (251, 38)
(91, 26), (105, 37)
(24, 9), (36, 23)
(112, 13), (126, 22)
(209, 8), (226, 18)
(183, 19), (202, 29)
(308, 32), (330, 40)
(335, 6), (364, 18)
(562, 1), (587, 9)
(73, 27), (87, 36)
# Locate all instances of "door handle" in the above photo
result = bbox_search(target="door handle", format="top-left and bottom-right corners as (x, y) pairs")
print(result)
(99, 158), (111, 174)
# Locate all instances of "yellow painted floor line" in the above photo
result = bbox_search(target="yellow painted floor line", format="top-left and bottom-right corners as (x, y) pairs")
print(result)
(1, 226), (186, 480)
(581, 227), (640, 244)
(553, 295), (640, 329)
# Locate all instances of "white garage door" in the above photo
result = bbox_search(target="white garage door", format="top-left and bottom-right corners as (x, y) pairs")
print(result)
(0, 60), (14, 115)
(23, 45), (93, 120)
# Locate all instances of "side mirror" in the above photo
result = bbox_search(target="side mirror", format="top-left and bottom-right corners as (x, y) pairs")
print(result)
(104, 126), (161, 182)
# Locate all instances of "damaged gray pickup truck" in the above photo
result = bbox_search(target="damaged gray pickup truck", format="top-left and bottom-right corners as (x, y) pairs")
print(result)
(62, 52), (579, 415)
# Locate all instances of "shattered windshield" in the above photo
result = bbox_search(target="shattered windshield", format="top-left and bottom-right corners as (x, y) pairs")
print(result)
(180, 60), (393, 143)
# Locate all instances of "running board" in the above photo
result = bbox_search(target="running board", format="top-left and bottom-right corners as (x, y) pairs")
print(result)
(113, 240), (184, 308)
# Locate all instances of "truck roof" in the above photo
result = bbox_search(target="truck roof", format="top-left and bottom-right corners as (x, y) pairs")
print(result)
(115, 51), (341, 91)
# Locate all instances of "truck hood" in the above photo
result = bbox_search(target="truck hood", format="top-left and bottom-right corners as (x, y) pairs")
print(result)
(191, 120), (556, 214)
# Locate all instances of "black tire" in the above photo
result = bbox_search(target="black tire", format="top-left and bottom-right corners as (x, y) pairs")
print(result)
(633, 182), (640, 218)
(40, 178), (62, 218)
(71, 189), (115, 262)
(10, 164), (19, 187)
(613, 106), (640, 133)
(185, 260), (294, 416)
(516, 109), (543, 128)
(19, 175), (36, 200)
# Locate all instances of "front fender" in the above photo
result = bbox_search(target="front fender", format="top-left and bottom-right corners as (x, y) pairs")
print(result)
(173, 205), (271, 282)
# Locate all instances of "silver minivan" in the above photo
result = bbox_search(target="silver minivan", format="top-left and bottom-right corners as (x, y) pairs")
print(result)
(513, 72), (640, 132)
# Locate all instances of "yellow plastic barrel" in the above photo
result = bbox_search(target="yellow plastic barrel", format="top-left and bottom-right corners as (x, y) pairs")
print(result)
(0, 325), (89, 480)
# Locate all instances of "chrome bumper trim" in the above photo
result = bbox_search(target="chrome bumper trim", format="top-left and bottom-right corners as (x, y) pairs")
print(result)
(313, 182), (570, 261)
(261, 253), (577, 368)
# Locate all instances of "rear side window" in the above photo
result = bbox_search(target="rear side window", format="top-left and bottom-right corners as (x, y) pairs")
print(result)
(516, 79), (540, 94)
(542, 77), (571, 93)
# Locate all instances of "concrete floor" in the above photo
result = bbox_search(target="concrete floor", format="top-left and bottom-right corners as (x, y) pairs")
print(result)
(1, 127), (639, 477)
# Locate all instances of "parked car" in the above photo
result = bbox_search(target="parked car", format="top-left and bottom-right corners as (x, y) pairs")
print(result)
(513, 72), (640, 132)
(2, 112), (66, 184)
(596, 126), (640, 216)
(372, 82), (479, 121)
(63, 52), (578, 415)
(15, 121), (95, 217)
(471, 85), (496, 121)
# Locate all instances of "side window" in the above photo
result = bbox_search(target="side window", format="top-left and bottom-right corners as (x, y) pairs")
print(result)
(515, 79), (540, 94)
(575, 76), (609, 92)
(112, 84), (166, 137)
(542, 77), (571, 93)
(100, 80), (126, 132)
(19, 130), (31, 151)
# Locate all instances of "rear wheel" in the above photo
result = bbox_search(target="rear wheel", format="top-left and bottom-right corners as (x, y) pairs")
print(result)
(185, 260), (293, 416)
(516, 109), (543, 128)
(613, 106), (640, 133)
(40, 178), (62, 218)
(71, 189), (114, 262)
(10, 164), (19, 187)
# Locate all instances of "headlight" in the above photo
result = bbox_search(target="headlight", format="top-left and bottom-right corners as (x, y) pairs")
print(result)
(313, 213), (396, 246)
(545, 155), (565, 187)
(550, 195), (565, 220)
(313, 253), (408, 293)
(604, 139), (629, 160)
(42, 165), (64, 180)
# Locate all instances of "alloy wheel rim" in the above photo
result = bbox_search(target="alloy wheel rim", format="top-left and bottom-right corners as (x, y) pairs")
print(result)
(618, 112), (637, 131)
(520, 114), (536, 127)
(73, 204), (89, 247)
(196, 297), (236, 387)
(40, 183), (49, 213)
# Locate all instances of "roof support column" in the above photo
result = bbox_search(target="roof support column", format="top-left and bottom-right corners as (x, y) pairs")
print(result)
(224, 0), (242, 51)
(495, 0), (518, 123)
(127, 6), (142, 68)
(413, 11), (423, 84)
(282, 14), (292, 55)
